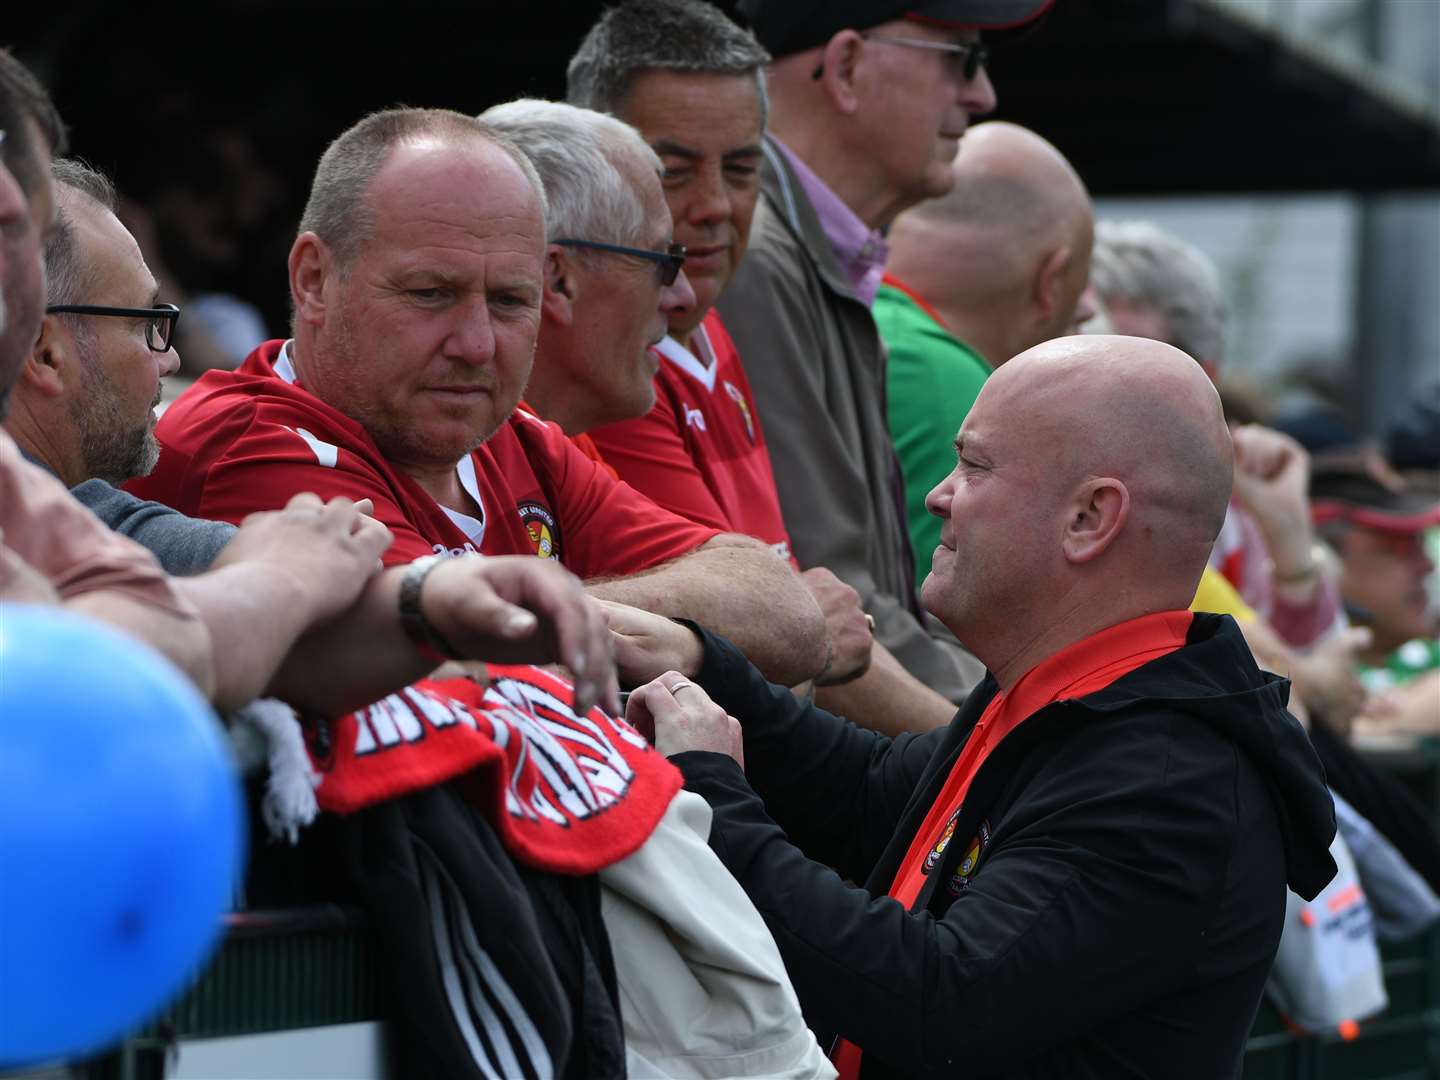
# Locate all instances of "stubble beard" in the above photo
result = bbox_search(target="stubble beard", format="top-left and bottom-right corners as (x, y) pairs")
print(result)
(71, 358), (159, 484)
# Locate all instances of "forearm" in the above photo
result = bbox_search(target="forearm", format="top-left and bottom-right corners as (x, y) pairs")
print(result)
(265, 567), (436, 716)
(815, 642), (957, 736)
(68, 591), (216, 701)
(588, 535), (827, 685)
(175, 565), (326, 712)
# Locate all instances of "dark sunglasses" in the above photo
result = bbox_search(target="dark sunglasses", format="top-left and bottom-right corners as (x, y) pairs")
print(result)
(553, 239), (687, 287)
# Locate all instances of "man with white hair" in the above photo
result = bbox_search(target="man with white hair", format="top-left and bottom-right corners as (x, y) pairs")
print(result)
(477, 99), (696, 439)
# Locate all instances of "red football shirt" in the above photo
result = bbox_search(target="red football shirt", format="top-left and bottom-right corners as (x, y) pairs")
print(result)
(587, 311), (796, 567)
(130, 339), (718, 574)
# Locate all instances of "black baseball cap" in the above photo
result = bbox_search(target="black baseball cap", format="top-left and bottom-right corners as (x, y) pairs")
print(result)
(735, 0), (1055, 58)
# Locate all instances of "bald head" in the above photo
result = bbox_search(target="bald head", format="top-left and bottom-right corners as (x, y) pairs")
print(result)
(991, 334), (1233, 563)
(923, 333), (1231, 680)
(886, 123), (1094, 365)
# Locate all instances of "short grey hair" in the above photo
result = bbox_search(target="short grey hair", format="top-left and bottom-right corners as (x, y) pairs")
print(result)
(298, 107), (547, 272)
(1090, 220), (1226, 364)
(479, 99), (661, 246)
(566, 0), (770, 127)
(45, 158), (118, 309)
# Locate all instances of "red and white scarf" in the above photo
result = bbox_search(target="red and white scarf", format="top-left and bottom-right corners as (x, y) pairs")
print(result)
(244, 666), (680, 876)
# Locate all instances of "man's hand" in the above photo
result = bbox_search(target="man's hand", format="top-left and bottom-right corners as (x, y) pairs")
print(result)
(1229, 425), (1317, 582)
(215, 493), (392, 623)
(799, 566), (873, 685)
(423, 555), (618, 717)
(1288, 627), (1372, 732)
(626, 670), (742, 765)
(597, 599), (704, 688)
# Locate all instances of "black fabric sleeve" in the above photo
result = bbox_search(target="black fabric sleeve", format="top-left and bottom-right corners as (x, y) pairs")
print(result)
(676, 710), (1265, 1078)
(686, 625), (946, 881)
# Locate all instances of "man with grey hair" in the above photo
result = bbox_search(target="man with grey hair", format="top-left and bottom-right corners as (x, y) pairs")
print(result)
(478, 98), (696, 435)
(4, 158), (235, 573)
(9, 161), (183, 486)
(135, 105), (829, 688)
(1090, 219), (1227, 377)
(879, 121), (1096, 590)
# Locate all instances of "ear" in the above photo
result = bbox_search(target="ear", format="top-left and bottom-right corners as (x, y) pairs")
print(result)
(1033, 246), (1073, 323)
(817, 31), (865, 115)
(541, 245), (577, 328)
(289, 232), (333, 328)
(22, 314), (76, 399)
(1062, 477), (1129, 564)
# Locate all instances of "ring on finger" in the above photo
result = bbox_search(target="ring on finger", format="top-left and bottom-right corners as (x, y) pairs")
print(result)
(865, 614), (876, 633)
(669, 680), (694, 694)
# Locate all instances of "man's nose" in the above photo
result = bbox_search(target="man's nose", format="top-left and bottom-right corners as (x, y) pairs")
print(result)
(925, 472), (956, 519)
(158, 343), (182, 379)
(689, 167), (730, 227)
(450, 303), (496, 364)
(662, 269), (697, 318)
(960, 62), (998, 119)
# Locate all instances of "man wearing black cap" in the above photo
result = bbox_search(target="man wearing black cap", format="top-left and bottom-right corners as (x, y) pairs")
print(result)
(717, 1), (1051, 734)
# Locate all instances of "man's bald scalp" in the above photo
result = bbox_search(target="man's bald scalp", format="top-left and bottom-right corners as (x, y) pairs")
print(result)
(999, 335), (1233, 579)
(903, 123), (1087, 239)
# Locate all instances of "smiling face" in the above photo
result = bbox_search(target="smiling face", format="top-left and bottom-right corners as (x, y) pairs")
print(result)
(920, 369), (1066, 647)
(295, 136), (546, 472)
(617, 69), (764, 338)
(853, 21), (998, 220)
(58, 194), (181, 483)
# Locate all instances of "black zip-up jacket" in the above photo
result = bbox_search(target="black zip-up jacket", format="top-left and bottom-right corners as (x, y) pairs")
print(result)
(673, 614), (1337, 1079)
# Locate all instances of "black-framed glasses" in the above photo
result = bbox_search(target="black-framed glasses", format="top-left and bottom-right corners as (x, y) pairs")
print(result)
(553, 239), (687, 287)
(812, 34), (990, 82)
(45, 303), (180, 353)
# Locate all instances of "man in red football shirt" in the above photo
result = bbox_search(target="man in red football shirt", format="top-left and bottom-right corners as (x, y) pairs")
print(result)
(565, 0), (996, 726)
(133, 107), (827, 687)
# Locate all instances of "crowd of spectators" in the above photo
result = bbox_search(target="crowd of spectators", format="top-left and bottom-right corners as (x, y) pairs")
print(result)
(1, 0), (1437, 1076)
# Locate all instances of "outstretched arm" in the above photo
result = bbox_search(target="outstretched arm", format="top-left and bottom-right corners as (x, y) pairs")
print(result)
(587, 532), (828, 687)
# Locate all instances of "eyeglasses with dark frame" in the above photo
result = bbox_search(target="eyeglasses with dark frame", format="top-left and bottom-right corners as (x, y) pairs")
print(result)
(811, 34), (990, 83)
(553, 239), (688, 287)
(45, 303), (181, 353)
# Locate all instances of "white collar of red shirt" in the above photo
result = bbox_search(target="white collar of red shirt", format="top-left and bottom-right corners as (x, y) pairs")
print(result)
(274, 340), (487, 546)
(653, 323), (718, 391)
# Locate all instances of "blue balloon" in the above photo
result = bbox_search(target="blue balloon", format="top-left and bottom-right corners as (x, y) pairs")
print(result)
(0, 604), (245, 1066)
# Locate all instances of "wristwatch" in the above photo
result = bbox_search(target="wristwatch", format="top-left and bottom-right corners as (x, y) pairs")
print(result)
(398, 555), (467, 662)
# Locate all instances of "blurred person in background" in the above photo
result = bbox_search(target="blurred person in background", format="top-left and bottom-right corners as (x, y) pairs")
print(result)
(1090, 220), (1348, 652)
(877, 120), (1094, 588)
(566, 0), (876, 695)
(1311, 460), (1440, 736)
(710, 0), (1055, 733)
